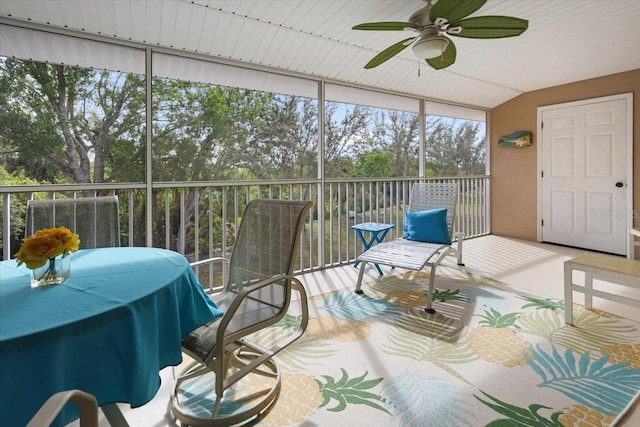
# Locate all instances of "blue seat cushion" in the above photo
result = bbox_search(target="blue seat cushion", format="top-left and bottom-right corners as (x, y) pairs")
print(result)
(403, 208), (451, 245)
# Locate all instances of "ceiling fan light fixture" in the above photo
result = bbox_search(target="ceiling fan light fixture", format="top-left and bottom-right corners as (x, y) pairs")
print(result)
(412, 35), (449, 59)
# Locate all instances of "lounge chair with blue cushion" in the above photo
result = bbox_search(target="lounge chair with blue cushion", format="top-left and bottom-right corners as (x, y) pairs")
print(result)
(354, 182), (464, 314)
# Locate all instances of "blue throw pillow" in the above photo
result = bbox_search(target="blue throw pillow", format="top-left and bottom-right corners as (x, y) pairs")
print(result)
(403, 208), (451, 245)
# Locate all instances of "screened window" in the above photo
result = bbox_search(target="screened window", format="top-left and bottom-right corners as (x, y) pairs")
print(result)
(324, 83), (420, 178)
(151, 53), (318, 181)
(425, 102), (487, 176)
(0, 25), (146, 185)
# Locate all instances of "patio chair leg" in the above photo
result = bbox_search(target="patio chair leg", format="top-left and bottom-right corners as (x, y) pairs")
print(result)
(456, 234), (464, 266)
(102, 403), (129, 427)
(425, 264), (437, 314)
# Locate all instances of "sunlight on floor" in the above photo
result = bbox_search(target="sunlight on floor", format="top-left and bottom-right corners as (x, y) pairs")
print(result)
(463, 235), (572, 275)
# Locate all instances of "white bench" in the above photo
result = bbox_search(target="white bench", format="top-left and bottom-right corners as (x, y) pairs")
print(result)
(564, 252), (640, 325)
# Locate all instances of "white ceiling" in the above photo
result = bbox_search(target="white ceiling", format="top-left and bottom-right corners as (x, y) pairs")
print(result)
(1, 0), (639, 109)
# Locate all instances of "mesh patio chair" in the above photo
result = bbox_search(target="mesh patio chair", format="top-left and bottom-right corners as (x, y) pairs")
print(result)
(354, 182), (464, 313)
(25, 196), (120, 248)
(408, 182), (464, 265)
(170, 198), (313, 426)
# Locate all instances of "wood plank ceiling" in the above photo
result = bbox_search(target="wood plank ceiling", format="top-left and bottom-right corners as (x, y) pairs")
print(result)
(1, 0), (639, 109)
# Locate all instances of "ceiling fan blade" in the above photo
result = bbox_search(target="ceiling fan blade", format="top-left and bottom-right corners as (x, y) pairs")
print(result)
(429, 0), (487, 23)
(425, 37), (457, 70)
(452, 16), (529, 38)
(364, 37), (416, 69)
(352, 21), (418, 31)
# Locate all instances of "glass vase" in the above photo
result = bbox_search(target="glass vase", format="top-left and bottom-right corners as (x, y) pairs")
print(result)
(31, 255), (71, 288)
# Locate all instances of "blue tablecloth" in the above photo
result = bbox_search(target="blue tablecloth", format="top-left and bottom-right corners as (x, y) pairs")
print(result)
(0, 247), (223, 427)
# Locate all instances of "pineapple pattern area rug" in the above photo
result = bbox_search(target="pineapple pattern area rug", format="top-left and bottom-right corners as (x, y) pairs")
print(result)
(174, 268), (640, 426)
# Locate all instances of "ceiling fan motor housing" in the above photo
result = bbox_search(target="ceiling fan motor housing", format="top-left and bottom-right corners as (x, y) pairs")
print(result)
(408, 3), (436, 29)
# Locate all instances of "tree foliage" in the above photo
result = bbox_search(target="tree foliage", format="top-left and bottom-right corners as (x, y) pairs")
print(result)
(324, 102), (370, 177)
(352, 150), (393, 178)
(426, 117), (486, 176)
(0, 57), (486, 254)
(0, 59), (146, 184)
(366, 110), (420, 177)
(1, 58), (485, 186)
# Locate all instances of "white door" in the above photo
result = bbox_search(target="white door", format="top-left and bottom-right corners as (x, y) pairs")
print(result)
(540, 96), (630, 255)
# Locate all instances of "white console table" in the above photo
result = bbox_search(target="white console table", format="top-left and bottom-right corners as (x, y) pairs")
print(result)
(564, 252), (640, 325)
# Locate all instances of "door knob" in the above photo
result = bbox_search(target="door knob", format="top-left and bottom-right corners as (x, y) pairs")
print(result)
(615, 182), (624, 188)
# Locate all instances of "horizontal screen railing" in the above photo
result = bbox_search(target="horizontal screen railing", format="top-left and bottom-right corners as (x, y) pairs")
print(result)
(1, 176), (489, 290)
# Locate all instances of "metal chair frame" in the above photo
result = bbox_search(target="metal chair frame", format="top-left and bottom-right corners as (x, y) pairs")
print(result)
(170, 198), (312, 426)
(354, 182), (464, 313)
(27, 390), (98, 427)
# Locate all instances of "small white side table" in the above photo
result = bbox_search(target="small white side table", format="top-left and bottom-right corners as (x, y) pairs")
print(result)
(564, 252), (640, 325)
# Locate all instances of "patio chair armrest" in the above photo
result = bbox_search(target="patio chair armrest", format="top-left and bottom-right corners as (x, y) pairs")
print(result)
(190, 256), (229, 267)
(288, 279), (309, 333)
(190, 257), (230, 293)
(217, 274), (303, 345)
(27, 390), (98, 427)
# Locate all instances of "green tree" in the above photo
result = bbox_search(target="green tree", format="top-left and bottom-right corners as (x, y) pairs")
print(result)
(151, 80), (278, 249)
(152, 80), (274, 182)
(426, 117), (486, 176)
(352, 150), (392, 177)
(324, 102), (370, 177)
(250, 96), (318, 179)
(0, 59), (145, 184)
(0, 167), (39, 254)
(367, 110), (419, 177)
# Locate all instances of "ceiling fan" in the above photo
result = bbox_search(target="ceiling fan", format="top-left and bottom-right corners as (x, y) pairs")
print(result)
(353, 0), (528, 70)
